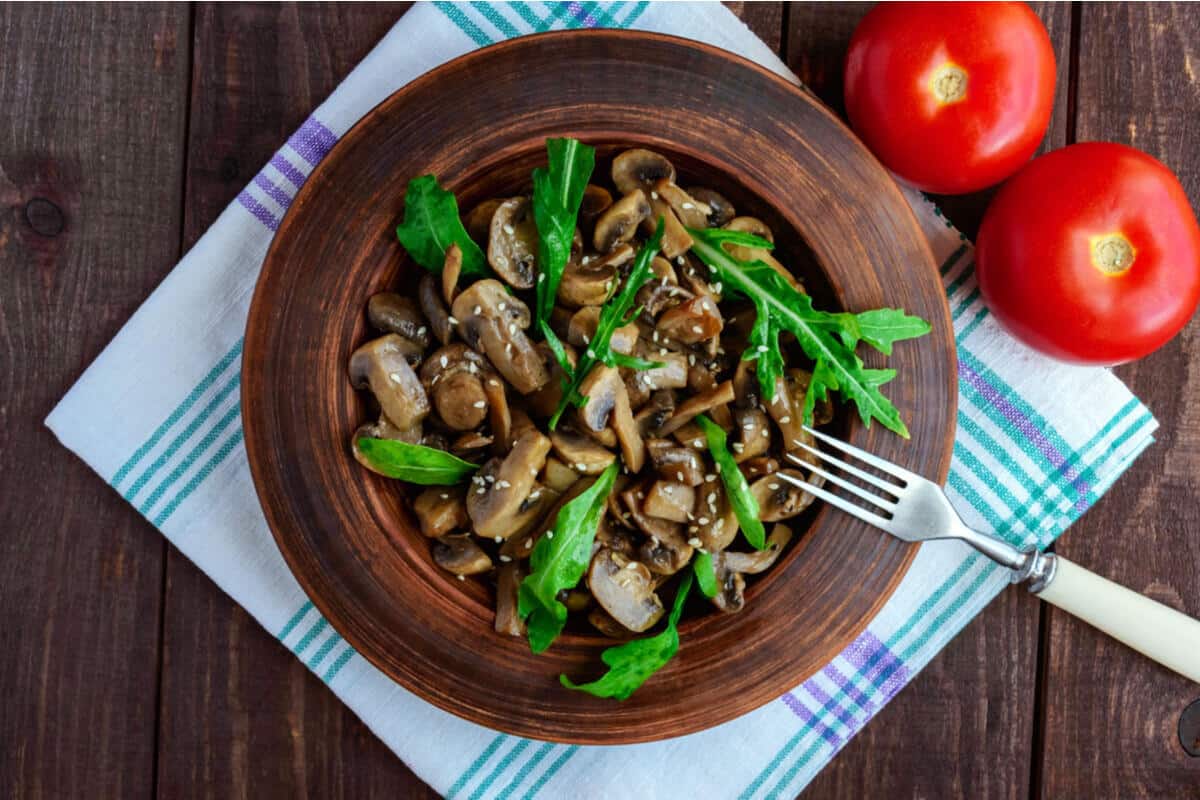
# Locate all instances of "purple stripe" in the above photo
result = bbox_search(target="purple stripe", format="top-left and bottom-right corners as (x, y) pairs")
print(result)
(287, 116), (338, 167)
(798, 676), (859, 732)
(780, 693), (842, 748)
(269, 153), (308, 188)
(567, 2), (598, 26)
(821, 661), (875, 717)
(237, 191), (279, 231)
(842, 630), (909, 700)
(253, 173), (292, 210)
(958, 360), (1093, 509)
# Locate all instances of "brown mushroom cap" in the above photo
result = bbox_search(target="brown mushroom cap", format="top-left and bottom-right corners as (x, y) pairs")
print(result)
(348, 334), (431, 431)
(487, 196), (538, 289)
(749, 469), (816, 521)
(658, 380), (735, 436)
(495, 563), (526, 636)
(557, 258), (617, 308)
(612, 148), (676, 195)
(419, 272), (454, 347)
(451, 280), (549, 395)
(657, 295), (724, 345)
(465, 198), (503, 245)
(646, 439), (705, 485)
(709, 524), (793, 612)
(574, 365), (644, 473)
(567, 306), (638, 356)
(686, 186), (736, 227)
(419, 344), (493, 431)
(694, 482), (739, 553)
(593, 188), (651, 253)
(643, 480), (695, 523)
(549, 428), (616, 475)
(367, 293), (432, 351)
(433, 534), (493, 576)
(653, 178), (711, 230)
(442, 243), (463, 305)
(732, 407), (772, 463)
(587, 548), (664, 633)
(412, 486), (470, 538)
(579, 184), (613, 222)
(466, 428), (551, 539)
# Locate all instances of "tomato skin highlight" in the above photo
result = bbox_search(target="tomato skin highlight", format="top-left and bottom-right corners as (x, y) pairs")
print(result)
(976, 142), (1200, 365)
(844, 1), (1056, 195)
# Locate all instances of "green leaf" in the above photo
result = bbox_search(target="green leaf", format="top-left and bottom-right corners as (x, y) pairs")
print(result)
(693, 551), (719, 598)
(687, 227), (928, 438)
(695, 415), (766, 551)
(395, 175), (489, 277)
(355, 438), (478, 485)
(549, 218), (666, 429)
(533, 138), (596, 328)
(608, 352), (665, 371)
(560, 571), (694, 700)
(518, 462), (618, 653)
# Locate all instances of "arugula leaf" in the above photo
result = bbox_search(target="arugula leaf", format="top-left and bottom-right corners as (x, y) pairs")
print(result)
(355, 438), (478, 485)
(533, 138), (596, 328)
(395, 175), (489, 277)
(608, 352), (665, 371)
(561, 571), (694, 700)
(549, 218), (666, 429)
(518, 462), (618, 653)
(687, 227), (929, 438)
(695, 415), (766, 551)
(693, 551), (719, 598)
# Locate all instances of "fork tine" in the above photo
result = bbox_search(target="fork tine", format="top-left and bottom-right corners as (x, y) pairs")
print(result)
(774, 471), (891, 527)
(800, 460), (896, 511)
(785, 442), (900, 495)
(802, 425), (915, 483)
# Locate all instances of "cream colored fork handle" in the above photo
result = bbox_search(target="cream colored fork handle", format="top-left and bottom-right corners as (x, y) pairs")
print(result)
(1034, 555), (1200, 683)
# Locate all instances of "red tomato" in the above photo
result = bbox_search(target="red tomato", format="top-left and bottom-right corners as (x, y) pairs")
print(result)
(844, 2), (1056, 194)
(976, 142), (1200, 365)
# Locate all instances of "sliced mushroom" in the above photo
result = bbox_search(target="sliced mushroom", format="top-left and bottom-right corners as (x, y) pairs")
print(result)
(587, 548), (664, 633)
(348, 335), (431, 431)
(495, 563), (526, 637)
(712, 569), (746, 612)
(658, 380), (735, 436)
(412, 486), (469, 538)
(524, 340), (576, 420)
(671, 420), (710, 451)
(433, 534), (493, 576)
(499, 474), (592, 560)
(588, 606), (637, 639)
(646, 439), (704, 485)
(612, 149), (676, 195)
(442, 243), (463, 305)
(558, 258), (616, 308)
(542, 456), (582, 493)
(636, 267), (691, 316)
(594, 515), (639, 560)
(686, 186), (736, 227)
(644, 200), (693, 259)
(724, 216), (801, 290)
(487, 196), (538, 289)
(575, 365), (644, 473)
(593, 188), (650, 253)
(549, 428), (616, 475)
(738, 455), (780, 480)
(732, 407), (771, 463)
(419, 273), (454, 346)
(466, 198), (503, 245)
(505, 482), (560, 541)
(367, 293), (431, 352)
(749, 469), (815, 521)
(634, 389), (675, 438)
(419, 344), (490, 431)
(620, 483), (694, 574)
(450, 430), (493, 458)
(656, 295), (724, 345)
(482, 374), (513, 453)
(653, 178), (711, 229)
(452, 280), (549, 394)
(466, 428), (551, 539)
(629, 345), (689, 394)
(724, 523), (794, 574)
(579, 184), (613, 222)
(567, 306), (638, 355)
(694, 482), (739, 553)
(725, 215), (774, 243)
(764, 369), (822, 459)
(643, 480), (695, 523)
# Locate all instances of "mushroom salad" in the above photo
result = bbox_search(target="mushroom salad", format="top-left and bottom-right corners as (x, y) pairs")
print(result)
(351, 139), (930, 699)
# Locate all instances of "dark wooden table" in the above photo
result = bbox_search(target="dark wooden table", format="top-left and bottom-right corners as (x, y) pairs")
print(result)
(2, 3), (1198, 797)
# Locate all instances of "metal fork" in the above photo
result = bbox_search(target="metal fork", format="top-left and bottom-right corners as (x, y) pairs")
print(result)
(776, 426), (1200, 684)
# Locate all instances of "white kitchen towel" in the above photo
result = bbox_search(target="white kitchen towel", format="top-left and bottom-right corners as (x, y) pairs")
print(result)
(47, 3), (1158, 798)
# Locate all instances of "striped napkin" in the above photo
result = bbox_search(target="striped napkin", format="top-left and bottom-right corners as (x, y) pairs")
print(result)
(46, 3), (1158, 798)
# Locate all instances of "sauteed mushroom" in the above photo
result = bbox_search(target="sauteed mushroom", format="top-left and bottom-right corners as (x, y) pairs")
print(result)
(488, 197), (538, 289)
(467, 428), (551, 539)
(452, 280), (549, 394)
(433, 534), (493, 576)
(594, 188), (651, 253)
(588, 548), (664, 633)
(348, 334), (431, 431)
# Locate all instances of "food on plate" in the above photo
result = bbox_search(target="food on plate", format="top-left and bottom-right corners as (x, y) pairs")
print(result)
(977, 142), (1200, 365)
(843, 1), (1056, 195)
(348, 139), (930, 696)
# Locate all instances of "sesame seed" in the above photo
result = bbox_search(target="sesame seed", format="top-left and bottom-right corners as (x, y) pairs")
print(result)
(650, 190), (659, 200)
(417, 325), (428, 336)
(524, 539), (533, 548)
(688, 354), (696, 366)
(582, 334), (590, 344)
(691, 325), (703, 334)
(440, 355), (449, 368)
(743, 422), (754, 431)
(473, 305), (482, 315)
(675, 256), (685, 266)
(447, 315), (459, 326)
(582, 256), (591, 265)
(732, 442), (745, 453)
(688, 525), (698, 533)
(707, 492), (716, 504)
(546, 531), (554, 539)
(769, 483), (780, 490)
(529, 490), (541, 499)
(705, 474), (717, 482)
(498, 302), (507, 311)
(503, 223), (515, 235)
(625, 561), (640, 571)
(676, 471), (684, 482)
(576, 463), (588, 471)
(497, 480), (511, 488)
(431, 374), (440, 384)
(489, 378), (500, 387)
(761, 428), (769, 438)
(660, 275), (669, 287)
(662, 485), (673, 494)
(587, 348), (596, 358)
(693, 440), (703, 448)
(659, 347), (669, 356)
(530, 467), (538, 476)
(713, 282), (723, 293)
(715, 463), (723, 473)
(780, 415), (791, 424)
(440, 492), (450, 499)
(687, 537), (703, 547)
(485, 475), (495, 483)
(499, 555), (512, 562)
(494, 535), (503, 543)
(681, 202), (694, 210)
(697, 517), (710, 525)
(538, 273), (546, 283)
(476, 487), (486, 494)
(389, 371), (403, 383)
(505, 342), (513, 355)
(686, 511), (695, 521)
(456, 574), (466, 581)
(652, 331), (659, 342)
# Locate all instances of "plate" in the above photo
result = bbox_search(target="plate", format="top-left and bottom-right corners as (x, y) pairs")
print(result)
(242, 30), (956, 744)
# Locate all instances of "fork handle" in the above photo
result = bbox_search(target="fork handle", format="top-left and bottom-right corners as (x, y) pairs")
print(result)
(1032, 554), (1200, 683)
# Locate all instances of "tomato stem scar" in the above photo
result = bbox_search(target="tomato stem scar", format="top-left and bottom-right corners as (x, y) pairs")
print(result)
(1090, 233), (1136, 276)
(930, 63), (968, 104)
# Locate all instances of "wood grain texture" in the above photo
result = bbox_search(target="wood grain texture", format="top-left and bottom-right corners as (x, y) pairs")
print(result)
(155, 4), (436, 800)
(1039, 3), (1200, 797)
(790, 5), (1072, 798)
(244, 29), (955, 745)
(0, 3), (191, 799)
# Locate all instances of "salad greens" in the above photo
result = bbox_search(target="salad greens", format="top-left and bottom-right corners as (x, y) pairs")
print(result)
(561, 571), (694, 700)
(355, 438), (478, 485)
(532, 138), (596, 328)
(395, 175), (489, 277)
(518, 462), (619, 653)
(693, 551), (719, 599)
(687, 227), (930, 438)
(695, 415), (766, 551)
(548, 218), (666, 429)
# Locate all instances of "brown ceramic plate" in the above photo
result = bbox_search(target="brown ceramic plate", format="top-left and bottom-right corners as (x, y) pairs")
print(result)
(243, 30), (955, 745)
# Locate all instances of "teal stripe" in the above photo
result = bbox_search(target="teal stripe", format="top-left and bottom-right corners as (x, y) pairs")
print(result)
(943, 260), (975, 298)
(507, 1), (543, 28)
(538, 1), (576, 30)
(435, 1), (493, 46)
(122, 372), (241, 501)
(292, 618), (329, 655)
(946, 468), (1014, 540)
(277, 601), (313, 640)
(307, 631), (342, 669)
(110, 339), (243, 487)
(951, 287), (981, 321)
(150, 427), (244, 526)
(322, 647), (355, 683)
(954, 305), (989, 343)
(138, 403), (241, 516)
(448, 734), (508, 800)
(955, 412), (1057, 530)
(495, 742), (556, 800)
(938, 244), (968, 275)
(520, 745), (578, 800)
(471, 1), (521, 37)
(469, 739), (531, 800)
(616, 0), (649, 26)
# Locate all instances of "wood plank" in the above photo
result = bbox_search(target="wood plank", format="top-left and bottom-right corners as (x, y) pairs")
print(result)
(0, 3), (191, 798)
(1039, 3), (1200, 796)
(788, 4), (1073, 798)
(155, 4), (436, 799)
